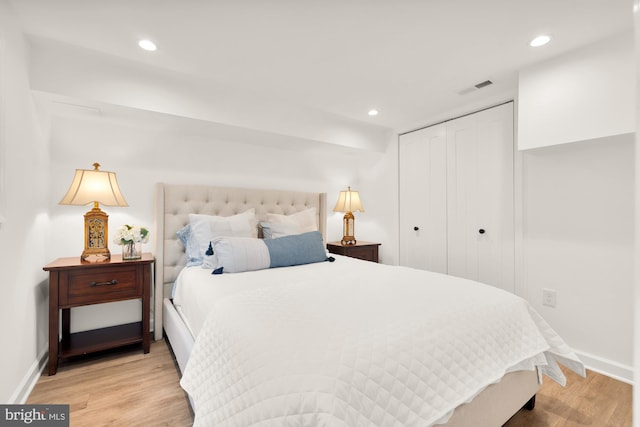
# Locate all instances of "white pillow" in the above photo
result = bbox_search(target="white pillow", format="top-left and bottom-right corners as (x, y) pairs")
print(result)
(264, 208), (317, 239)
(188, 209), (257, 264)
(212, 236), (270, 273)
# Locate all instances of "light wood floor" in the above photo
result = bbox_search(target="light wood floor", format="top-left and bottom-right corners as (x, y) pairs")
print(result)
(28, 339), (631, 427)
(27, 340), (193, 426)
(504, 365), (632, 427)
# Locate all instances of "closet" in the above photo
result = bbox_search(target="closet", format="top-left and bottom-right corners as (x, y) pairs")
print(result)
(399, 102), (514, 292)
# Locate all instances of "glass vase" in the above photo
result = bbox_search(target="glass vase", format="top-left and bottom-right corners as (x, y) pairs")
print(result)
(122, 241), (142, 260)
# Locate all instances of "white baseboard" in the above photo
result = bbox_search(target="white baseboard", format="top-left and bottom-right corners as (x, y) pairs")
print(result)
(9, 348), (48, 404)
(576, 350), (633, 384)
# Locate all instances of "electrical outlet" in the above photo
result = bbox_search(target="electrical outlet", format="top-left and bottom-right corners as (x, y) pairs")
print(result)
(542, 288), (557, 308)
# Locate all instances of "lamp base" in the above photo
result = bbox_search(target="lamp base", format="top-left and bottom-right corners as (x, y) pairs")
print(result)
(82, 204), (111, 261)
(341, 212), (357, 245)
(341, 236), (357, 245)
(81, 251), (111, 262)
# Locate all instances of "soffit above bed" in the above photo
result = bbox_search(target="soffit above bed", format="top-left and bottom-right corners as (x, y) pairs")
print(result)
(11, 0), (631, 133)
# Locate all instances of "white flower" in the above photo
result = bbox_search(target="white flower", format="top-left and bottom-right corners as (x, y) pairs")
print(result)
(113, 224), (150, 244)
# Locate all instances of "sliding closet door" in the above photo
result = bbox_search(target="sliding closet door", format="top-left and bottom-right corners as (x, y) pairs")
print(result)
(446, 102), (514, 292)
(399, 124), (447, 273)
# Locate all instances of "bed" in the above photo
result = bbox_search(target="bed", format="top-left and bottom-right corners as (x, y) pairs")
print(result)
(154, 183), (584, 427)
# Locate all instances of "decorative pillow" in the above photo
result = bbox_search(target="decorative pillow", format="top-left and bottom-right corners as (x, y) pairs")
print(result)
(262, 208), (317, 239)
(212, 237), (270, 273)
(185, 209), (257, 266)
(263, 231), (327, 268)
(176, 224), (203, 267)
(212, 231), (327, 273)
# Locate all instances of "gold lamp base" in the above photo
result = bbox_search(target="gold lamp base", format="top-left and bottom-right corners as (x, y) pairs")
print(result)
(341, 211), (357, 245)
(341, 236), (357, 245)
(81, 203), (111, 261)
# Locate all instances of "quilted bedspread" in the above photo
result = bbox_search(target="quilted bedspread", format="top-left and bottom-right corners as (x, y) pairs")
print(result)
(180, 259), (584, 426)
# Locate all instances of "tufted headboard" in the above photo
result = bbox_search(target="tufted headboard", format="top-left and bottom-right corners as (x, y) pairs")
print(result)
(153, 183), (327, 340)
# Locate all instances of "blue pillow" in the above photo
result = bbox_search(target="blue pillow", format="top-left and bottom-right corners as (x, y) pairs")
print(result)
(263, 231), (327, 268)
(176, 224), (204, 267)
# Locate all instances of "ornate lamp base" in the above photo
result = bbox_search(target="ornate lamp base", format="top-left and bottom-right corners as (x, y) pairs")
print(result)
(81, 204), (111, 261)
(341, 211), (357, 245)
(341, 236), (357, 245)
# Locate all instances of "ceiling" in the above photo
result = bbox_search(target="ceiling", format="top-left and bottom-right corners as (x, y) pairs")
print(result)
(9, 0), (634, 134)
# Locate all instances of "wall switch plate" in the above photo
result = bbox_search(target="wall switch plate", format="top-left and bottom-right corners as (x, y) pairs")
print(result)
(542, 288), (557, 308)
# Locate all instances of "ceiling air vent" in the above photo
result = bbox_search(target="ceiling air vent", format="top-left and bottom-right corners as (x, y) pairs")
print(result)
(474, 80), (493, 89)
(457, 79), (494, 95)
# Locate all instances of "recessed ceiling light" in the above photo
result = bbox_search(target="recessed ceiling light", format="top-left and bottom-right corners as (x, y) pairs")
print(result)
(529, 35), (551, 47)
(368, 109), (379, 116)
(138, 39), (157, 51)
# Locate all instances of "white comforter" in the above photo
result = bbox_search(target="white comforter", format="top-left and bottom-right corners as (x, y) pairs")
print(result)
(179, 256), (584, 427)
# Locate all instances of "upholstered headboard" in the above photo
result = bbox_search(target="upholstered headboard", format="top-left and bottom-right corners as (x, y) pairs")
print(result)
(153, 183), (327, 340)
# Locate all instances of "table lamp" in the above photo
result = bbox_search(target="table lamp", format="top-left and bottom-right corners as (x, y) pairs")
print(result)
(333, 186), (364, 245)
(59, 163), (128, 261)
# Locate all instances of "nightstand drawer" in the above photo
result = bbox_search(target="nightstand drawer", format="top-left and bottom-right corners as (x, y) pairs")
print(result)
(61, 265), (142, 306)
(343, 246), (376, 261)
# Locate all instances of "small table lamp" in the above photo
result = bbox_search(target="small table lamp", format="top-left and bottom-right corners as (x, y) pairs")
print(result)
(59, 163), (128, 261)
(333, 186), (364, 245)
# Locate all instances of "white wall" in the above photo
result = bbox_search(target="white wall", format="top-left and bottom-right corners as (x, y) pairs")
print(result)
(517, 30), (636, 382)
(521, 134), (634, 381)
(0, 0), (51, 403)
(518, 32), (635, 150)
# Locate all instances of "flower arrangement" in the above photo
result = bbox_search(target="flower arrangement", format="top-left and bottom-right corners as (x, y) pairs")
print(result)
(113, 225), (149, 260)
(113, 224), (150, 245)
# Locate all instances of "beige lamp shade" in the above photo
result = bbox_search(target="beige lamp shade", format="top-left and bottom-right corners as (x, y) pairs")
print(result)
(333, 186), (363, 245)
(333, 186), (364, 213)
(59, 163), (128, 207)
(59, 163), (128, 261)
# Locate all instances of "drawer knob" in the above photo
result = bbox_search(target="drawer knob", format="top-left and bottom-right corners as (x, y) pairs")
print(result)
(89, 279), (118, 287)
(413, 226), (419, 231)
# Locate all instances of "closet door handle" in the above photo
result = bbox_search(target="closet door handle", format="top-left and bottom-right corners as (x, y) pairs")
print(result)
(413, 226), (419, 231)
(478, 229), (486, 234)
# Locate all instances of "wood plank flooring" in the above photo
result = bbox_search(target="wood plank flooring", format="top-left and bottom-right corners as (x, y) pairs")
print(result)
(504, 366), (632, 427)
(27, 339), (631, 426)
(27, 340), (193, 426)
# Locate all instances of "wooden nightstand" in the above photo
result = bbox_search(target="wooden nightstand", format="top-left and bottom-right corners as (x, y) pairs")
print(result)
(326, 241), (381, 263)
(43, 253), (154, 375)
